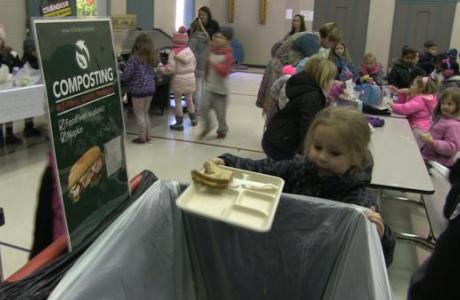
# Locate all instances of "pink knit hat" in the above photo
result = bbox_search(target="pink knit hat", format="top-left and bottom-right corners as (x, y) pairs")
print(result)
(0, 24), (6, 42)
(172, 26), (188, 49)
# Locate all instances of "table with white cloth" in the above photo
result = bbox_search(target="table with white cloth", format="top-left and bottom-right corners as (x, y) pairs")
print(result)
(0, 83), (46, 123)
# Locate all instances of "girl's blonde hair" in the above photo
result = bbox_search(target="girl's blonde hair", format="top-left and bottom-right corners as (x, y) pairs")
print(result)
(363, 52), (378, 64)
(319, 22), (342, 44)
(304, 55), (337, 90)
(304, 107), (371, 168)
(132, 33), (158, 68)
(434, 87), (460, 118)
(410, 76), (439, 95)
(329, 42), (352, 62)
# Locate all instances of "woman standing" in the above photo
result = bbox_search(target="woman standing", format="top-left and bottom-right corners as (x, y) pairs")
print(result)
(285, 14), (307, 40)
(189, 6), (220, 40)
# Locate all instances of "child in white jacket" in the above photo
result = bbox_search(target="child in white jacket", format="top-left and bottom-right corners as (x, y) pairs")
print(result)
(160, 26), (197, 131)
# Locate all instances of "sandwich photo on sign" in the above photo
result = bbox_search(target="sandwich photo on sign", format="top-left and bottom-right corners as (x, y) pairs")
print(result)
(68, 146), (104, 203)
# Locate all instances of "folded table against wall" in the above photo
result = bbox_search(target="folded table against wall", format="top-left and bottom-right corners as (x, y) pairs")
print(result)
(49, 180), (392, 300)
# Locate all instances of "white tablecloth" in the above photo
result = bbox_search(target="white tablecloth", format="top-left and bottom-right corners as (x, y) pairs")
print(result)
(0, 83), (46, 123)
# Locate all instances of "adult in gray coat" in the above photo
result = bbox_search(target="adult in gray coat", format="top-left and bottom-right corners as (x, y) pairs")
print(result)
(188, 21), (209, 111)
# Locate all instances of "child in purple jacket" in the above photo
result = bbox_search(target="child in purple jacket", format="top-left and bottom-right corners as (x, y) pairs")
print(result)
(121, 33), (157, 144)
(420, 87), (460, 167)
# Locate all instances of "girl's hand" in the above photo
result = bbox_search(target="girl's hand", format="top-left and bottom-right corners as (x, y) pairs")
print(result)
(420, 132), (433, 144)
(367, 210), (385, 239)
(211, 158), (226, 166)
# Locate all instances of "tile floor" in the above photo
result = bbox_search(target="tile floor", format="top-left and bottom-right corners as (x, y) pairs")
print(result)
(0, 70), (432, 299)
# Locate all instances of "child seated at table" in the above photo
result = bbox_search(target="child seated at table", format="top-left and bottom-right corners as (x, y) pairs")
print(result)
(419, 87), (460, 167)
(358, 52), (384, 86)
(391, 76), (438, 131)
(328, 42), (357, 81)
(213, 107), (395, 265)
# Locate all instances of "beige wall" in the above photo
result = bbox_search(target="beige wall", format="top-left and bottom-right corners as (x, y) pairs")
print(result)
(0, 0), (27, 57)
(209, 0), (315, 65)
(110, 0), (127, 15)
(450, 3), (460, 51)
(195, 0), (211, 11)
(154, 0), (176, 34)
(365, 0), (395, 71)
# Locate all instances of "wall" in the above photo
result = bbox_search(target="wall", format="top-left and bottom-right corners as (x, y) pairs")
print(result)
(450, 2), (460, 50)
(110, 0), (127, 15)
(365, 0), (395, 70)
(209, 0), (315, 65)
(0, 0), (27, 57)
(154, 1), (176, 34)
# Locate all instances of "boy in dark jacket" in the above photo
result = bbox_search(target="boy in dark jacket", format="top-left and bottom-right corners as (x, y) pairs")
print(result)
(418, 40), (438, 75)
(388, 46), (426, 89)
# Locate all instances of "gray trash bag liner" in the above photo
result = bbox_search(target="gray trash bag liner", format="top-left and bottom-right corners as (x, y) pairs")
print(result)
(184, 192), (392, 300)
(49, 180), (196, 300)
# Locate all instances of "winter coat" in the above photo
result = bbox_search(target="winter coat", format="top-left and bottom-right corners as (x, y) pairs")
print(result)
(391, 93), (438, 131)
(204, 45), (233, 95)
(418, 52), (436, 75)
(120, 56), (156, 97)
(219, 153), (395, 266)
(256, 32), (320, 113)
(0, 46), (21, 73)
(189, 32), (209, 78)
(421, 116), (460, 166)
(388, 60), (427, 88)
(440, 75), (460, 92)
(263, 72), (326, 154)
(358, 63), (385, 86)
(163, 47), (196, 94)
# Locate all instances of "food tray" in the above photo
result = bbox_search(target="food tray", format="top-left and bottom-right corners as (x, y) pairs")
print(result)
(176, 166), (285, 232)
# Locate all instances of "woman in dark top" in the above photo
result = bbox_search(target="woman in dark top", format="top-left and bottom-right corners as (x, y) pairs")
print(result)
(189, 6), (220, 40)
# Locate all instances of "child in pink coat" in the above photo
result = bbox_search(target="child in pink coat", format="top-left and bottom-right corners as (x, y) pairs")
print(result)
(160, 26), (197, 131)
(419, 87), (460, 167)
(391, 76), (439, 131)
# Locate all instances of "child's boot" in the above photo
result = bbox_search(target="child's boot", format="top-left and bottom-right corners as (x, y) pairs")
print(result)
(189, 113), (198, 126)
(170, 116), (184, 131)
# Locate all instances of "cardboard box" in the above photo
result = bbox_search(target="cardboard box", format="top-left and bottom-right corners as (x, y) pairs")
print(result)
(112, 15), (137, 31)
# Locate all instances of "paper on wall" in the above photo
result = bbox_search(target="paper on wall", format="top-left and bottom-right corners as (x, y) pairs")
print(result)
(286, 9), (293, 20)
(300, 10), (314, 22)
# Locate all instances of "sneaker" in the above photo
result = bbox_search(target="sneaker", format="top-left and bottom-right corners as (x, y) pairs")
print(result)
(216, 132), (227, 139)
(145, 135), (151, 142)
(190, 118), (198, 127)
(24, 127), (42, 138)
(5, 135), (23, 146)
(132, 137), (146, 144)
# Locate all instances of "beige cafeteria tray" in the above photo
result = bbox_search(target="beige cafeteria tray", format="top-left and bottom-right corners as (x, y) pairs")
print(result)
(176, 166), (285, 232)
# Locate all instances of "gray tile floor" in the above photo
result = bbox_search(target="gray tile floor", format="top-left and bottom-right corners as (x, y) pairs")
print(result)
(0, 71), (432, 299)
